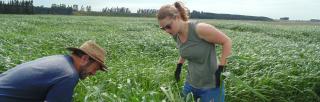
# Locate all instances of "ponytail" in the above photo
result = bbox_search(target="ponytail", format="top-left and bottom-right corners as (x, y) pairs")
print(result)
(157, 1), (189, 21)
(174, 1), (189, 21)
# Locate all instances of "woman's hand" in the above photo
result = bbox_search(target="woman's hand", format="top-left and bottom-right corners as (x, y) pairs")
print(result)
(175, 63), (183, 82)
(215, 65), (226, 87)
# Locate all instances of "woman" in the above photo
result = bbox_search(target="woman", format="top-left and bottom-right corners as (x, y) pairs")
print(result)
(157, 1), (232, 102)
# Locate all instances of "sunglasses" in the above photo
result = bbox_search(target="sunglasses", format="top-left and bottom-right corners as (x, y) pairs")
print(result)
(160, 20), (173, 30)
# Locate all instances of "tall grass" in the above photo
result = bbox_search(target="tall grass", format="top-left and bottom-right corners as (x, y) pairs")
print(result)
(0, 14), (319, 102)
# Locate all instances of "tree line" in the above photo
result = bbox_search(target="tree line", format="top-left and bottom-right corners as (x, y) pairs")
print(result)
(190, 10), (273, 21)
(76, 7), (157, 17)
(33, 4), (73, 15)
(0, 0), (158, 17)
(0, 0), (276, 21)
(0, 0), (33, 14)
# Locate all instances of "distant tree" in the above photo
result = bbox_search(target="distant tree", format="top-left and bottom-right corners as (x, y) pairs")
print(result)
(79, 5), (85, 12)
(310, 19), (320, 22)
(33, 5), (51, 14)
(190, 10), (273, 21)
(72, 5), (78, 11)
(137, 8), (158, 17)
(60, 4), (66, 8)
(86, 6), (91, 12)
(0, 0), (76, 15)
(101, 7), (131, 14)
(49, 3), (73, 15)
(0, 0), (33, 14)
(280, 17), (289, 20)
(0, 1), (4, 13)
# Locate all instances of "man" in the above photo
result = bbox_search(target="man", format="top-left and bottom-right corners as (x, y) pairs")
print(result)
(0, 40), (108, 102)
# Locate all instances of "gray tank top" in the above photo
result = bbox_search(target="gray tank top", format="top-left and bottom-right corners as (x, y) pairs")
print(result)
(173, 21), (218, 89)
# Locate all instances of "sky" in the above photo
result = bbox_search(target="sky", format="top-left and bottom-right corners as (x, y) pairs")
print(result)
(2, 0), (320, 20)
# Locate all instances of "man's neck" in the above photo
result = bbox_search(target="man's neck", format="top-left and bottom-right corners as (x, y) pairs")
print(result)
(70, 55), (81, 72)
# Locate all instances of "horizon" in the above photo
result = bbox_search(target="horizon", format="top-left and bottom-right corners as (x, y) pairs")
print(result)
(1, 0), (319, 20)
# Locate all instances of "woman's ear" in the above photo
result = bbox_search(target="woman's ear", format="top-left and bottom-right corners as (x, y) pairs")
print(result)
(175, 15), (180, 20)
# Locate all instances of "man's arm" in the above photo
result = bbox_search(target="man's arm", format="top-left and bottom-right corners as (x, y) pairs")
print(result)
(45, 77), (78, 102)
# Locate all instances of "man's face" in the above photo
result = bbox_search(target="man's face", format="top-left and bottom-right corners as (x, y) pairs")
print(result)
(79, 61), (101, 80)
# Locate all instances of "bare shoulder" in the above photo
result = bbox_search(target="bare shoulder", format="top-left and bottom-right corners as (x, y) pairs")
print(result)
(195, 22), (216, 39)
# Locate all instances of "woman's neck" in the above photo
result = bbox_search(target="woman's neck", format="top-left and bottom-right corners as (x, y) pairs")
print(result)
(178, 21), (188, 37)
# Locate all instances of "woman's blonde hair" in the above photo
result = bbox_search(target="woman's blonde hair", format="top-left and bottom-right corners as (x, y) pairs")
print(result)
(157, 1), (189, 21)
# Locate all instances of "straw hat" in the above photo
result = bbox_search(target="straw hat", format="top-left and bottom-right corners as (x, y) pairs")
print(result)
(67, 40), (107, 71)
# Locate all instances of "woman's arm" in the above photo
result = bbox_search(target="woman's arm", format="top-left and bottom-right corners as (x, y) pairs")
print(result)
(195, 23), (232, 66)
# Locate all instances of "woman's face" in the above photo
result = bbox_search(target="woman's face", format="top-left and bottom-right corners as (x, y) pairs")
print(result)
(158, 16), (179, 36)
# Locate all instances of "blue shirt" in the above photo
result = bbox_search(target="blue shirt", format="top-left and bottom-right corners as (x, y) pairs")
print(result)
(0, 55), (79, 102)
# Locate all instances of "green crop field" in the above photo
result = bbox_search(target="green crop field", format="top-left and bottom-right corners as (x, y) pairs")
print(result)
(0, 14), (319, 102)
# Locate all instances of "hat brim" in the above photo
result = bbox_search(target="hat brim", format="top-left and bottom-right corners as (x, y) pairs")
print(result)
(66, 47), (108, 71)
